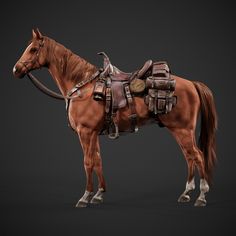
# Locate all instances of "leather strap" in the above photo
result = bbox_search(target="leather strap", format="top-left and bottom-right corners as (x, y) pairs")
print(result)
(105, 78), (111, 114)
(104, 77), (119, 139)
(124, 83), (138, 132)
(27, 70), (100, 100)
(67, 70), (101, 97)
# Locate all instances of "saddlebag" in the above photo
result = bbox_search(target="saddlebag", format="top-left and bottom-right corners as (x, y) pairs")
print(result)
(145, 62), (177, 114)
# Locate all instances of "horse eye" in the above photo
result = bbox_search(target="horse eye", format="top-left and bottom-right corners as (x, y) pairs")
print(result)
(30, 47), (38, 53)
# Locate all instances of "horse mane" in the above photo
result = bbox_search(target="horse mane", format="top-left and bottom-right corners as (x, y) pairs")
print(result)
(44, 36), (97, 82)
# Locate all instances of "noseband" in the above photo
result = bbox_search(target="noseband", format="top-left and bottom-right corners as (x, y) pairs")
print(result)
(19, 39), (44, 73)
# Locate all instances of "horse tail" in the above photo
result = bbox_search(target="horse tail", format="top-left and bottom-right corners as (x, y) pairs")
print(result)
(192, 81), (218, 183)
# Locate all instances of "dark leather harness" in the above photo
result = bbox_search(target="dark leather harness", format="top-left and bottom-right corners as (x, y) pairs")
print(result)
(21, 41), (176, 138)
(19, 39), (100, 100)
(20, 38), (100, 102)
(20, 39), (101, 132)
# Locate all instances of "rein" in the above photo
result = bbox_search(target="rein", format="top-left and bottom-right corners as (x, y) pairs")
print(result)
(27, 70), (101, 100)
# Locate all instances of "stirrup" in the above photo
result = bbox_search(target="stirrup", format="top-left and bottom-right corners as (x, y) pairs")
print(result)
(108, 122), (119, 139)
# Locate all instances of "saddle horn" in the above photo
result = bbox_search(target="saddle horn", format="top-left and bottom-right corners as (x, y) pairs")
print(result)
(98, 52), (114, 75)
(98, 52), (110, 67)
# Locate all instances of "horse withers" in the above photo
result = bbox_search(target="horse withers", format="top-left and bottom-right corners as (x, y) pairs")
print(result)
(13, 29), (217, 207)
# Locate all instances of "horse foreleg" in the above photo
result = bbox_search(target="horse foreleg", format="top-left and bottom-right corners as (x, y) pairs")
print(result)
(194, 179), (209, 207)
(90, 137), (106, 204)
(75, 126), (98, 208)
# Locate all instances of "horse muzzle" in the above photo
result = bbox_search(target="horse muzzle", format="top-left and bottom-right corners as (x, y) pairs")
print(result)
(13, 64), (27, 78)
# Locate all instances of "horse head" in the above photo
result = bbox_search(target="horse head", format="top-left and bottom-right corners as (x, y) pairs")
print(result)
(13, 29), (48, 78)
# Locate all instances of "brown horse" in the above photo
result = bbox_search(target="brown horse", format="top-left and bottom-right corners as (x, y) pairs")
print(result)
(13, 29), (217, 207)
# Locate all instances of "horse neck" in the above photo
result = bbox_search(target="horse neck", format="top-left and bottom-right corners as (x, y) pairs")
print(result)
(46, 39), (97, 96)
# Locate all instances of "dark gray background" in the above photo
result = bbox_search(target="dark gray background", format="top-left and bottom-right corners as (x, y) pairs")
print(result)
(1, 0), (236, 235)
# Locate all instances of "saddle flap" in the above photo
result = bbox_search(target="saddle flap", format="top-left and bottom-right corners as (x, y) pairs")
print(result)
(111, 81), (127, 109)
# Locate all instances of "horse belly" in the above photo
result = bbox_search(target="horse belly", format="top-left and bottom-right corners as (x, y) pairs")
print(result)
(116, 97), (150, 131)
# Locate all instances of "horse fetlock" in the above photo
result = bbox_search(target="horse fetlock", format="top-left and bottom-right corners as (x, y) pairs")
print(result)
(186, 178), (195, 192)
(200, 179), (209, 193)
(76, 190), (94, 208)
(90, 188), (104, 204)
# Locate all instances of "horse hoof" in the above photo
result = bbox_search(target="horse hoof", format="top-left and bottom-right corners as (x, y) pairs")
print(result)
(75, 201), (88, 208)
(90, 197), (103, 204)
(194, 198), (206, 207)
(178, 194), (190, 203)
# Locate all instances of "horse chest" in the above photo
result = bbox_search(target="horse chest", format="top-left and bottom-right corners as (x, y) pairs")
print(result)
(68, 99), (104, 131)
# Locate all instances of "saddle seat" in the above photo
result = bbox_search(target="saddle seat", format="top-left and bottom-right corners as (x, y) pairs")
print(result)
(110, 60), (153, 82)
(96, 52), (154, 110)
(110, 66), (131, 81)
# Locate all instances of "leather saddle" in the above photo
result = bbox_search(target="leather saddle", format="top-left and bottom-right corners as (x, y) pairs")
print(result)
(95, 52), (176, 139)
(98, 52), (152, 109)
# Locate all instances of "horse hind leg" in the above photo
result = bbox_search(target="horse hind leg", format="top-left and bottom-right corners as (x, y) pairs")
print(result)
(187, 137), (210, 206)
(183, 149), (209, 207)
(169, 128), (210, 206)
(178, 173), (195, 203)
(169, 128), (198, 203)
(193, 154), (209, 207)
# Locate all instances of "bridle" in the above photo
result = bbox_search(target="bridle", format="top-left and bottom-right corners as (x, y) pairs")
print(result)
(19, 39), (44, 74)
(18, 38), (101, 100)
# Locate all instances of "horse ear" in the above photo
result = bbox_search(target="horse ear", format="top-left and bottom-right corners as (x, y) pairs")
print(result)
(32, 28), (43, 40)
(32, 29), (37, 39)
(35, 28), (43, 39)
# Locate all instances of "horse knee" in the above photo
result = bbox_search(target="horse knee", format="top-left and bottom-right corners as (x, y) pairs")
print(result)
(84, 158), (94, 170)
